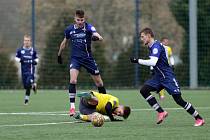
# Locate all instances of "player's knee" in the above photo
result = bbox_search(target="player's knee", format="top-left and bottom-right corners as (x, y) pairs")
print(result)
(140, 85), (153, 95)
(95, 82), (103, 87)
(70, 79), (77, 84)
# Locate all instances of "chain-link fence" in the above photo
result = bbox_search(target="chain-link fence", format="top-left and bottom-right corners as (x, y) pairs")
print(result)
(0, 0), (209, 89)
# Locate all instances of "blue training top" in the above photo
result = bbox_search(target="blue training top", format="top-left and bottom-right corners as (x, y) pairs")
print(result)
(16, 46), (38, 74)
(64, 22), (97, 58)
(149, 41), (175, 80)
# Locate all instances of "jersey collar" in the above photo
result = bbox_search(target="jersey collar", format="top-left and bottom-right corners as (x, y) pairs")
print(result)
(23, 46), (32, 50)
(149, 40), (157, 49)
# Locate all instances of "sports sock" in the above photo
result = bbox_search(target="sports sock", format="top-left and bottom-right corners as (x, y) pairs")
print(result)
(140, 85), (164, 113)
(70, 103), (75, 109)
(184, 102), (203, 120)
(24, 88), (30, 103)
(144, 94), (164, 113)
(98, 86), (106, 94)
(172, 94), (203, 120)
(69, 83), (76, 108)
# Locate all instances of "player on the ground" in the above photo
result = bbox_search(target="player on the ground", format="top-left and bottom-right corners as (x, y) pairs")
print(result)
(73, 91), (131, 122)
(151, 37), (175, 100)
(57, 9), (107, 116)
(130, 27), (205, 126)
(15, 35), (38, 105)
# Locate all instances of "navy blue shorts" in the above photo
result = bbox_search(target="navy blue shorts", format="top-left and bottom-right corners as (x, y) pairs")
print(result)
(70, 57), (100, 75)
(22, 73), (34, 89)
(145, 75), (181, 95)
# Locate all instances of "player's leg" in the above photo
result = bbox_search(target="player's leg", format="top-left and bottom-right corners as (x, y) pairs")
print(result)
(91, 74), (106, 94)
(159, 89), (165, 100)
(172, 94), (204, 126)
(24, 87), (30, 105)
(23, 75), (31, 105)
(140, 84), (168, 124)
(74, 97), (97, 121)
(163, 78), (204, 126)
(69, 68), (79, 116)
(30, 74), (37, 94)
(82, 58), (106, 94)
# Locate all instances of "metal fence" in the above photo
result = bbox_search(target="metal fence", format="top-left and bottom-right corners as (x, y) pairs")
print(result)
(0, 0), (209, 89)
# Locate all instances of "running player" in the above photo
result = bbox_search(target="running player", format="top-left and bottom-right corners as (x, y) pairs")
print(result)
(15, 35), (38, 105)
(130, 27), (204, 126)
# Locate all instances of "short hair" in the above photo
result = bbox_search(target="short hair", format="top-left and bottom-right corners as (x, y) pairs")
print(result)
(24, 34), (31, 39)
(140, 27), (155, 38)
(75, 9), (85, 18)
(123, 106), (131, 119)
(160, 37), (169, 42)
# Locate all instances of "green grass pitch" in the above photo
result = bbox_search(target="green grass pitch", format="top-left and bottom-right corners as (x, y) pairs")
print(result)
(0, 89), (209, 140)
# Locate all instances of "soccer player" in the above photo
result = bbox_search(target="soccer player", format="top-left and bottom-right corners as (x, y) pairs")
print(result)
(15, 35), (38, 105)
(130, 27), (205, 126)
(57, 10), (107, 116)
(73, 91), (131, 122)
(151, 37), (175, 100)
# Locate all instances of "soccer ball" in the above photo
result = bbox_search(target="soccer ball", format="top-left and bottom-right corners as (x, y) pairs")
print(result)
(91, 113), (105, 127)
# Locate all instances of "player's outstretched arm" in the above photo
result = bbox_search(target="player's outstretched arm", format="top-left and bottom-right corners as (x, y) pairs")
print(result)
(130, 56), (158, 66)
(92, 32), (103, 41)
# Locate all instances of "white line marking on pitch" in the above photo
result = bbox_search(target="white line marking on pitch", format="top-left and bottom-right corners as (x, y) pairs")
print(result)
(0, 121), (81, 128)
(0, 107), (209, 116)
(0, 107), (209, 128)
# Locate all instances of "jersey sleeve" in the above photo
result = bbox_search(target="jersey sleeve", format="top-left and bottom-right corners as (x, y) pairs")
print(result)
(167, 46), (172, 57)
(149, 44), (161, 58)
(33, 50), (38, 59)
(64, 27), (71, 39)
(87, 24), (97, 34)
(15, 49), (21, 58)
(108, 96), (119, 109)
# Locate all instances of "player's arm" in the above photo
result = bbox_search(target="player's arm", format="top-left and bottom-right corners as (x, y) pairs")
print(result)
(15, 50), (23, 63)
(130, 56), (158, 66)
(30, 50), (39, 65)
(168, 47), (175, 70)
(57, 38), (69, 64)
(105, 102), (115, 121)
(92, 32), (103, 41)
(105, 102), (122, 121)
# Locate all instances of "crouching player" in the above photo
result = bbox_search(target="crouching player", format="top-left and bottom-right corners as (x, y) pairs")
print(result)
(15, 35), (38, 105)
(73, 91), (131, 122)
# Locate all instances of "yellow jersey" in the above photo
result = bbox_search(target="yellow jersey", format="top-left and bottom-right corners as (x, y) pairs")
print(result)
(91, 91), (119, 114)
(164, 45), (173, 65)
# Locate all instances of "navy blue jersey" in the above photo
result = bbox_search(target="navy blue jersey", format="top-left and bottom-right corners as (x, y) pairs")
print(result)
(149, 41), (175, 80)
(64, 22), (96, 58)
(16, 46), (38, 74)
(145, 41), (180, 94)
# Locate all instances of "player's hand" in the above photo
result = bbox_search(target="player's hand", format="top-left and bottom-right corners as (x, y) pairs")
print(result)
(130, 57), (138, 63)
(112, 118), (123, 122)
(57, 55), (62, 64)
(32, 60), (37, 65)
(91, 36), (99, 41)
(172, 65), (175, 71)
(20, 59), (24, 64)
(150, 69), (155, 75)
